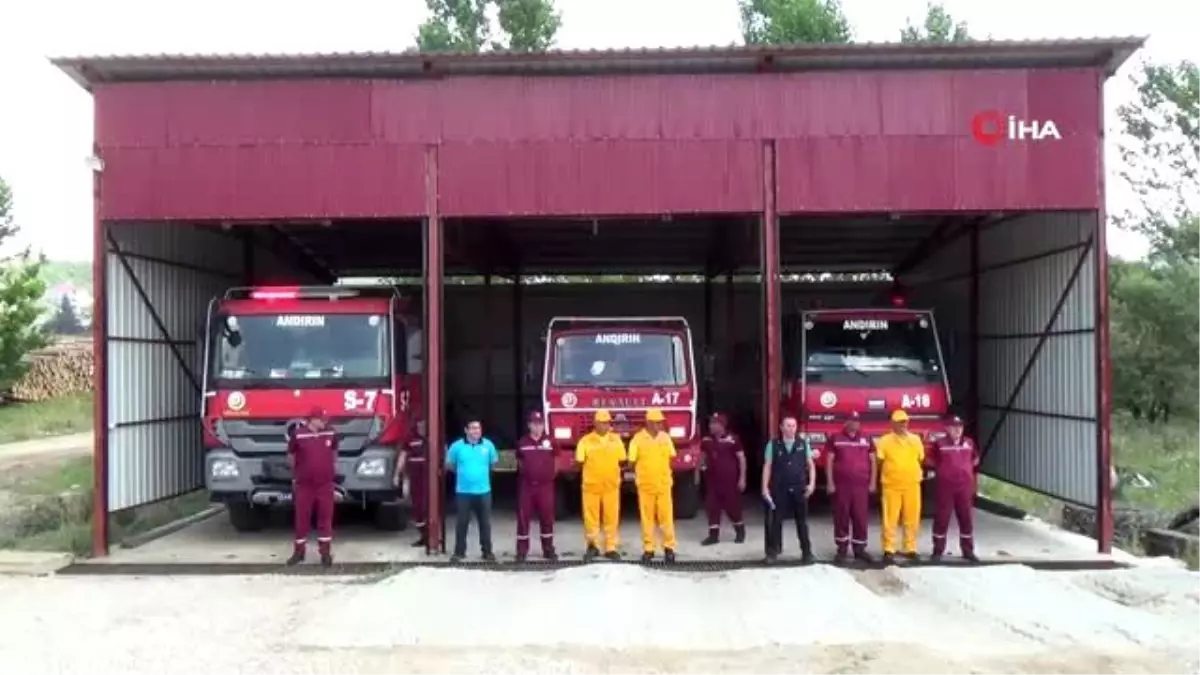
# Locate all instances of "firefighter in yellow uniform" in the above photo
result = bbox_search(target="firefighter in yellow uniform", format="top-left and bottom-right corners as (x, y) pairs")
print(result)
(876, 409), (926, 565)
(575, 409), (627, 562)
(628, 409), (678, 564)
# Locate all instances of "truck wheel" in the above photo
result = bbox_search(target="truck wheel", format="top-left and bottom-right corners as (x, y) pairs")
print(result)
(673, 473), (700, 520)
(227, 502), (268, 532)
(373, 502), (409, 532)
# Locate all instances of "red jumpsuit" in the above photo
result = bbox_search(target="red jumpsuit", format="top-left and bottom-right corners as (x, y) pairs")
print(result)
(515, 433), (556, 558)
(701, 434), (745, 537)
(404, 433), (428, 540)
(929, 435), (979, 557)
(826, 431), (872, 556)
(289, 427), (338, 556)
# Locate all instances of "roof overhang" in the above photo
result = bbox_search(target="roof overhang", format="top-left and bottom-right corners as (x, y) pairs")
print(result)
(52, 37), (1146, 92)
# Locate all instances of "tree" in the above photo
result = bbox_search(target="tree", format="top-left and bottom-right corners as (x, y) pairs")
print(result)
(899, 2), (970, 43)
(0, 176), (50, 394)
(49, 294), (84, 336)
(738, 0), (852, 45)
(415, 0), (561, 52)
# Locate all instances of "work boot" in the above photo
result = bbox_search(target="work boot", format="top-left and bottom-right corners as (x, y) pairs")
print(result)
(882, 553), (896, 566)
(584, 545), (600, 563)
(903, 552), (920, 562)
(854, 550), (874, 563)
(285, 548), (305, 566)
(603, 551), (621, 562)
(764, 553), (778, 565)
(482, 551), (497, 563)
(664, 548), (676, 564)
(930, 552), (944, 562)
(734, 524), (746, 544)
(450, 554), (465, 564)
(515, 553), (527, 563)
(543, 549), (558, 562)
(800, 551), (816, 565)
(320, 552), (333, 569)
(834, 550), (848, 565)
(411, 536), (427, 548)
(641, 551), (654, 563)
(701, 533), (719, 546)
(962, 551), (981, 564)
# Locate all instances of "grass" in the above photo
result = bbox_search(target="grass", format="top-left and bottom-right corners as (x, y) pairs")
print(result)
(0, 392), (94, 444)
(0, 455), (212, 557)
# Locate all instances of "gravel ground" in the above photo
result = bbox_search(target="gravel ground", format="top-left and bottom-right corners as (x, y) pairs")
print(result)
(0, 565), (1196, 674)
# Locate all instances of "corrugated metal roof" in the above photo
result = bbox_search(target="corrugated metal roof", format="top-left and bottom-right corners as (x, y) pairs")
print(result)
(52, 37), (1145, 91)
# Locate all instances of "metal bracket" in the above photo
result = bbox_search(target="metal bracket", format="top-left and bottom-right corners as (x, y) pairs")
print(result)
(107, 230), (201, 394)
(982, 237), (1094, 459)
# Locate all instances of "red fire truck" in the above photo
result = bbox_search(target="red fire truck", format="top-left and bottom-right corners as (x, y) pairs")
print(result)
(782, 298), (951, 491)
(201, 286), (423, 532)
(542, 317), (703, 518)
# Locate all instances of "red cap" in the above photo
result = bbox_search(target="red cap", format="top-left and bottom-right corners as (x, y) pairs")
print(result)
(945, 414), (964, 425)
(527, 411), (544, 423)
(846, 411), (861, 420)
(708, 412), (728, 426)
(307, 407), (328, 421)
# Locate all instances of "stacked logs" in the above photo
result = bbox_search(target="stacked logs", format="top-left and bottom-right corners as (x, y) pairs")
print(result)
(9, 339), (94, 402)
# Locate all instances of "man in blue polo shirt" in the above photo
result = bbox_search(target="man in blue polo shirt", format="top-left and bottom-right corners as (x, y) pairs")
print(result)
(446, 417), (499, 563)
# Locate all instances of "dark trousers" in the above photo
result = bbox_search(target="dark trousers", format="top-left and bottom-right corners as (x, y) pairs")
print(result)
(833, 479), (870, 554)
(516, 481), (555, 557)
(932, 481), (975, 556)
(453, 492), (493, 557)
(764, 487), (812, 556)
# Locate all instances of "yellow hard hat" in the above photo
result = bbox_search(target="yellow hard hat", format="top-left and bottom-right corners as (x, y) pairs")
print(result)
(646, 408), (665, 422)
(891, 409), (910, 423)
(594, 409), (612, 423)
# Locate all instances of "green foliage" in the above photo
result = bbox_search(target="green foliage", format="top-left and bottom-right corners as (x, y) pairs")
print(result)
(39, 260), (91, 292)
(738, 0), (852, 45)
(48, 295), (84, 336)
(0, 392), (93, 443)
(0, 176), (50, 394)
(899, 2), (970, 43)
(415, 0), (561, 52)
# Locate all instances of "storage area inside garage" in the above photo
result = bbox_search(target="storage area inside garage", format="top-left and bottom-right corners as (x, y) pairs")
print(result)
(64, 38), (1141, 559)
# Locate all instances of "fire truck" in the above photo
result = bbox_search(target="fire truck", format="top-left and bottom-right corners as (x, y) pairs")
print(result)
(782, 295), (952, 493)
(542, 317), (703, 518)
(201, 286), (423, 532)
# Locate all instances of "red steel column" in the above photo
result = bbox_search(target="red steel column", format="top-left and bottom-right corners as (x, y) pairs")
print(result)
(91, 146), (110, 558)
(424, 144), (445, 555)
(1094, 73), (1114, 555)
(761, 141), (781, 439)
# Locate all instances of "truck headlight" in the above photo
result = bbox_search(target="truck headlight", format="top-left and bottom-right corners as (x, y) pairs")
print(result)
(553, 427), (572, 440)
(668, 426), (687, 439)
(210, 459), (239, 479)
(356, 457), (388, 477)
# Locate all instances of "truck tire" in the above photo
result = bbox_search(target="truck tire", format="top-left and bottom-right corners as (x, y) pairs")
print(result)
(673, 473), (700, 520)
(373, 502), (409, 532)
(227, 502), (268, 532)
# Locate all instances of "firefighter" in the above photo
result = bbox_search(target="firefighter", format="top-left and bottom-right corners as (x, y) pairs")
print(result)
(575, 409), (627, 562)
(825, 411), (876, 563)
(515, 411), (557, 562)
(929, 415), (981, 563)
(393, 419), (428, 548)
(700, 412), (746, 546)
(629, 408), (678, 563)
(287, 407), (338, 568)
(761, 415), (816, 565)
(876, 409), (925, 565)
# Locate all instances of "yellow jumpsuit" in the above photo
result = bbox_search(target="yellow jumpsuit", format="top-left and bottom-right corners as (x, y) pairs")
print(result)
(875, 432), (925, 554)
(575, 431), (627, 553)
(628, 428), (677, 553)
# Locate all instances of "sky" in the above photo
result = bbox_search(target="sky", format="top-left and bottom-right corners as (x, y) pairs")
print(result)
(0, 0), (1195, 262)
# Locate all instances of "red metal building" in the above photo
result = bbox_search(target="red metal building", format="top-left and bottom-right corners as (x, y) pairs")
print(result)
(54, 38), (1142, 557)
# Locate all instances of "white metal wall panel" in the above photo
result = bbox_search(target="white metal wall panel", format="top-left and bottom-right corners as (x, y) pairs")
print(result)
(105, 223), (244, 511)
(977, 212), (1097, 505)
(900, 230), (972, 404)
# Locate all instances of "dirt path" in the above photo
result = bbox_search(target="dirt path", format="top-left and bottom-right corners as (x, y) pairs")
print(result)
(0, 432), (91, 472)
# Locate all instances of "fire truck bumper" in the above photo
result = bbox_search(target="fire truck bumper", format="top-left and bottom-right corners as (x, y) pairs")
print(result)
(204, 447), (400, 504)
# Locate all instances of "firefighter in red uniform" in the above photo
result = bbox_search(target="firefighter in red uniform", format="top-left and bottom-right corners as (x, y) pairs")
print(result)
(824, 411), (876, 563)
(929, 414), (981, 563)
(287, 407), (338, 568)
(700, 412), (746, 545)
(515, 411), (558, 562)
(393, 419), (428, 548)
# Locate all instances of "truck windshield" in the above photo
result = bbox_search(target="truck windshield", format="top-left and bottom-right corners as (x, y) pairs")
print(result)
(803, 315), (942, 387)
(552, 332), (688, 387)
(211, 313), (389, 384)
